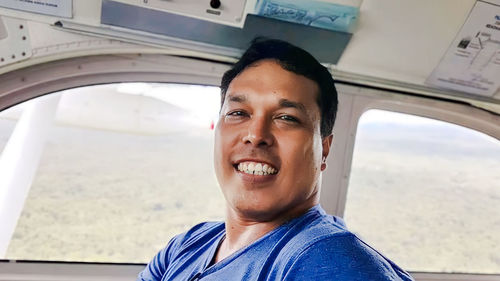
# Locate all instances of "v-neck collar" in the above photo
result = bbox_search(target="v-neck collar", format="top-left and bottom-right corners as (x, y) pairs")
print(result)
(199, 205), (324, 277)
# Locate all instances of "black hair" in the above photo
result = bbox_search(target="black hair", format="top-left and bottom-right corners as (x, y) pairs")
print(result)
(220, 38), (338, 138)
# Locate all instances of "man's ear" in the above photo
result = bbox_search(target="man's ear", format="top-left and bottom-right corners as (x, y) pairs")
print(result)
(321, 135), (333, 171)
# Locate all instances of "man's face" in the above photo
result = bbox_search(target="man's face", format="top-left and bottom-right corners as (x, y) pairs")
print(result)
(214, 60), (332, 221)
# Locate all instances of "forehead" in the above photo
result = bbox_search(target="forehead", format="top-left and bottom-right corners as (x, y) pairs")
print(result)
(225, 60), (320, 111)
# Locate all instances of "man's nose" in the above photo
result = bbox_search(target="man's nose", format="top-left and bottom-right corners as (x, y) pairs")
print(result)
(242, 117), (274, 147)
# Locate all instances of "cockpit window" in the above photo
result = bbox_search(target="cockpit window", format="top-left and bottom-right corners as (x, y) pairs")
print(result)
(0, 83), (225, 263)
(345, 109), (500, 274)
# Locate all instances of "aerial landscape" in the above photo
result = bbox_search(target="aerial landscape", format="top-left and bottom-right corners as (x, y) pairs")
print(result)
(0, 87), (499, 275)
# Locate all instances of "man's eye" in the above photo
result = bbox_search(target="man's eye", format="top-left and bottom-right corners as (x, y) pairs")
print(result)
(278, 115), (299, 123)
(226, 111), (247, 117)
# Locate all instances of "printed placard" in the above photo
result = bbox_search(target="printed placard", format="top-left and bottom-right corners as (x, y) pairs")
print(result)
(427, 1), (500, 96)
(0, 0), (72, 18)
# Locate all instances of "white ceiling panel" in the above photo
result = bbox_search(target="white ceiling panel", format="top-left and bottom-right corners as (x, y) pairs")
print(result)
(337, 0), (476, 85)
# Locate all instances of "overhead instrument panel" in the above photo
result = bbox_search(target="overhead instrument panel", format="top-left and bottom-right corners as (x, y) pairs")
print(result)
(109, 0), (249, 27)
(99, 0), (352, 64)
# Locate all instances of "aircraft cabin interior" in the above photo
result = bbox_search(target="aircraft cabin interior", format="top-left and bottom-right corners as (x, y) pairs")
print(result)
(0, 0), (499, 280)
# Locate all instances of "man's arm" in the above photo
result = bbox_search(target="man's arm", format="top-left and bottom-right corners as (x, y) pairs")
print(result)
(137, 234), (182, 281)
(137, 245), (169, 281)
(282, 233), (414, 281)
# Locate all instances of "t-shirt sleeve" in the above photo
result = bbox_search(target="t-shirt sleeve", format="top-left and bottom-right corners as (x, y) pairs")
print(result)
(136, 235), (182, 281)
(283, 233), (414, 281)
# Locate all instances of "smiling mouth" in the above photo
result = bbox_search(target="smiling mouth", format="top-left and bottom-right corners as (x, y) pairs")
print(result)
(235, 161), (278, 176)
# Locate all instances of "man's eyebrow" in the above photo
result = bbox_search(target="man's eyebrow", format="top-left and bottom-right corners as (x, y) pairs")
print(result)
(279, 99), (307, 114)
(228, 94), (247, 103)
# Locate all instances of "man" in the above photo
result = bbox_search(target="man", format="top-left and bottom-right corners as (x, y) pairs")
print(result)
(138, 39), (414, 281)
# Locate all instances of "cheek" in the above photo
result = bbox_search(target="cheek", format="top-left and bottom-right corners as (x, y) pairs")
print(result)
(215, 121), (230, 150)
(215, 122), (237, 147)
(214, 122), (239, 172)
(281, 134), (322, 176)
(214, 125), (223, 157)
(214, 124), (228, 179)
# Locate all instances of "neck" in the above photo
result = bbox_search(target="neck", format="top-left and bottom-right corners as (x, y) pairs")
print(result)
(214, 199), (318, 263)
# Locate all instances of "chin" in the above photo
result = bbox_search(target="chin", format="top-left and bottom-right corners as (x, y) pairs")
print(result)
(233, 199), (284, 222)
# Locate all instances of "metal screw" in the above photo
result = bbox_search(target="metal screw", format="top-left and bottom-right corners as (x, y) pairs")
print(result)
(22, 36), (26, 40)
(22, 52), (26, 56)
(19, 25), (23, 29)
(11, 55), (15, 59)
(0, 58), (4, 62)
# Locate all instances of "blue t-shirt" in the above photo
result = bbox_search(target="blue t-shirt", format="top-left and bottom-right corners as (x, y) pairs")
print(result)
(138, 205), (413, 281)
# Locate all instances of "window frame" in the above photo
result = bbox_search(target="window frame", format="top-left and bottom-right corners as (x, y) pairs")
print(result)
(321, 83), (500, 279)
(322, 83), (500, 217)
(0, 54), (229, 280)
(0, 54), (499, 281)
(0, 54), (228, 112)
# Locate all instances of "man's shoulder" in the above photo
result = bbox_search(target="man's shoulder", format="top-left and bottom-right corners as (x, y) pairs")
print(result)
(283, 205), (350, 250)
(283, 233), (414, 280)
(172, 221), (225, 247)
(272, 206), (353, 268)
(157, 221), (224, 267)
(136, 222), (224, 281)
(274, 207), (414, 280)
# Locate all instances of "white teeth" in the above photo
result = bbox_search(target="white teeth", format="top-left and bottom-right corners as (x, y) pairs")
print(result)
(236, 161), (278, 175)
(262, 164), (269, 173)
(255, 163), (262, 173)
(248, 163), (255, 173)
